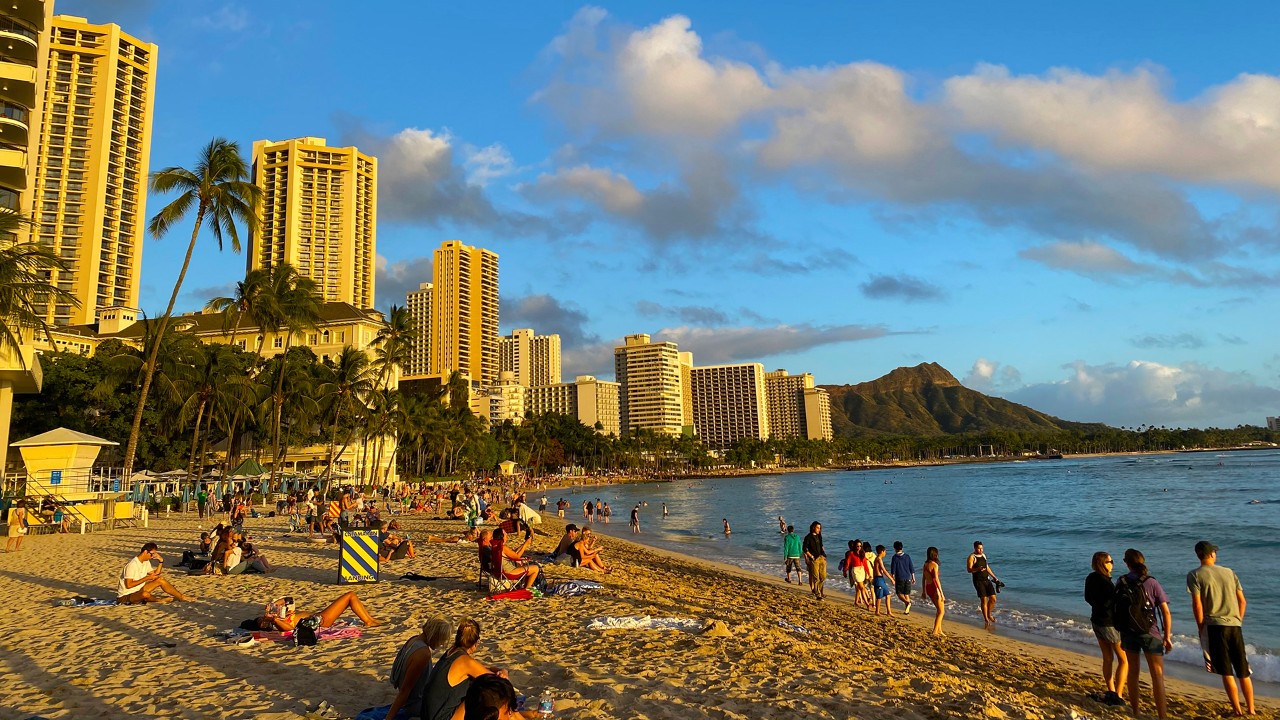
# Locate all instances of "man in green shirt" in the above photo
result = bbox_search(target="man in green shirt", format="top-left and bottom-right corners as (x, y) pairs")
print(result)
(782, 525), (802, 584)
(1187, 540), (1254, 717)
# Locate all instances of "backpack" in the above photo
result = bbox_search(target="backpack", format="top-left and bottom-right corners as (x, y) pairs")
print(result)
(295, 616), (321, 646)
(1114, 575), (1157, 634)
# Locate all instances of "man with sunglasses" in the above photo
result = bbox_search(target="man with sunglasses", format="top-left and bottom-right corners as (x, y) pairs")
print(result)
(118, 542), (196, 604)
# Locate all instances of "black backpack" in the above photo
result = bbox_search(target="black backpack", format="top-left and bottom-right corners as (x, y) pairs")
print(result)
(1114, 575), (1157, 634)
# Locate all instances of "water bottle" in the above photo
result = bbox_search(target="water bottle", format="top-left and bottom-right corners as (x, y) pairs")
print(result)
(538, 689), (554, 716)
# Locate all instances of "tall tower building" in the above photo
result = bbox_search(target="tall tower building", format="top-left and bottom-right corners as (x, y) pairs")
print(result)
(500, 328), (561, 387)
(28, 15), (156, 326)
(405, 281), (432, 377)
(688, 363), (769, 450)
(431, 240), (498, 384)
(250, 137), (377, 308)
(764, 369), (833, 441)
(614, 333), (686, 436)
(0, 1), (51, 222)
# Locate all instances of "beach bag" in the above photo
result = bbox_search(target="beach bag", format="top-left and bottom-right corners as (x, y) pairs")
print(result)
(1114, 575), (1156, 634)
(295, 616), (321, 646)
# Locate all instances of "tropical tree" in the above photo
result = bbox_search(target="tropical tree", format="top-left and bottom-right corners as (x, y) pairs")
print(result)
(317, 346), (377, 493)
(0, 212), (78, 359)
(258, 266), (321, 487)
(122, 138), (261, 479)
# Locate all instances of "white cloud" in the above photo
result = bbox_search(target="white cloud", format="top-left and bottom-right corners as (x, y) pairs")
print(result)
(464, 144), (517, 186)
(963, 358), (1023, 394)
(656, 323), (894, 364)
(945, 65), (1280, 191)
(1007, 360), (1280, 428)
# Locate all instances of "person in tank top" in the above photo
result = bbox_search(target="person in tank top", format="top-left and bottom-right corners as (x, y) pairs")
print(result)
(420, 619), (508, 720)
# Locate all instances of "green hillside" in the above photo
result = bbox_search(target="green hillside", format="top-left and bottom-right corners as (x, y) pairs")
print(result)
(821, 362), (1103, 437)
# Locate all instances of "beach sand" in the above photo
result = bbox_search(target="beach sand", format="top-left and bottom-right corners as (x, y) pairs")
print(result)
(1, 509), (1273, 720)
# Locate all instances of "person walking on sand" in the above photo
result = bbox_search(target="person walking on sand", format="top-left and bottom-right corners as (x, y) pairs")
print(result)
(1117, 548), (1172, 720)
(782, 525), (802, 583)
(922, 547), (945, 636)
(5, 499), (28, 552)
(871, 545), (894, 616)
(890, 541), (916, 615)
(803, 521), (826, 599)
(1084, 551), (1127, 706)
(967, 540), (1000, 627)
(1187, 540), (1255, 717)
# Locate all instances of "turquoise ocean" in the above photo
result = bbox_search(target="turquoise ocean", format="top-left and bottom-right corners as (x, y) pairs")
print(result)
(550, 449), (1280, 682)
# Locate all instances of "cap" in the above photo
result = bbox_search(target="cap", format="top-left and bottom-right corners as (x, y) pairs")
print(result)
(1194, 540), (1218, 558)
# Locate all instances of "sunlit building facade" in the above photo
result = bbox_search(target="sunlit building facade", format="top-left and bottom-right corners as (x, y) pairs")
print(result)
(500, 328), (561, 388)
(614, 334), (686, 437)
(250, 136), (377, 309)
(764, 369), (833, 441)
(430, 240), (498, 384)
(405, 281), (432, 377)
(689, 363), (769, 450)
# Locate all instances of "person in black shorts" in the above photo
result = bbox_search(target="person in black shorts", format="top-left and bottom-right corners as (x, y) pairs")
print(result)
(966, 540), (1000, 627)
(1187, 540), (1255, 716)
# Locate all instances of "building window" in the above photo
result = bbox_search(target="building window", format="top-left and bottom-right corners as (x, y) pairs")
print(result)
(273, 336), (283, 349)
(308, 334), (319, 344)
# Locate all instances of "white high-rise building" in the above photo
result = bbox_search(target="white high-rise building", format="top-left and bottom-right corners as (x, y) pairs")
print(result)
(614, 334), (686, 436)
(764, 369), (833, 441)
(526, 375), (620, 436)
(405, 281), (432, 377)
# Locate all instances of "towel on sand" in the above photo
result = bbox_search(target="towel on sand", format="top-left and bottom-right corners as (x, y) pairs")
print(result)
(586, 615), (702, 631)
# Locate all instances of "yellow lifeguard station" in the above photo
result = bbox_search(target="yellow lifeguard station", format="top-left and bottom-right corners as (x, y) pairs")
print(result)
(498, 460), (519, 477)
(10, 428), (129, 530)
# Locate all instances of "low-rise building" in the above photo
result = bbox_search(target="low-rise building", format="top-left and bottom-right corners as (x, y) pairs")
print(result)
(526, 375), (620, 435)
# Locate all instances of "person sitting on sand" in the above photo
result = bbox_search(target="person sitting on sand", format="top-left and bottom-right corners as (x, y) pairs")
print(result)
(457, 673), (539, 720)
(491, 527), (541, 589)
(549, 524), (580, 565)
(420, 619), (508, 720)
(118, 542), (195, 603)
(379, 528), (417, 562)
(223, 537), (274, 574)
(572, 527), (610, 573)
(257, 590), (383, 632)
(383, 617), (453, 720)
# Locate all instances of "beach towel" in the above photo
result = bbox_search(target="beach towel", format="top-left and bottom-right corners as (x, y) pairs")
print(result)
(399, 573), (438, 581)
(586, 615), (703, 631)
(488, 588), (534, 601)
(776, 619), (810, 634)
(355, 705), (411, 720)
(53, 597), (117, 607)
(545, 580), (603, 597)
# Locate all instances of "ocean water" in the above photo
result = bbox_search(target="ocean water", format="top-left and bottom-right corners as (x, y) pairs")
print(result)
(551, 449), (1280, 682)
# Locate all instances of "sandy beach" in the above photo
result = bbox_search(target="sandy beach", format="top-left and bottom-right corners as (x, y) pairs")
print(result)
(0, 509), (1274, 720)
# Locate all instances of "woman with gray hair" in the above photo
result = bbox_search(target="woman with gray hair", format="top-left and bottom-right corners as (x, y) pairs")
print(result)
(385, 617), (453, 720)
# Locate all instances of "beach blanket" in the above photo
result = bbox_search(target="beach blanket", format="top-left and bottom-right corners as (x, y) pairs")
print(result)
(545, 580), (603, 597)
(354, 705), (411, 720)
(586, 615), (702, 631)
(488, 589), (534, 601)
(54, 597), (117, 607)
(776, 619), (810, 634)
(250, 626), (365, 643)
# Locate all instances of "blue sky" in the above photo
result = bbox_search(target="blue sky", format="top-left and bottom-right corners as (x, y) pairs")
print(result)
(61, 1), (1280, 429)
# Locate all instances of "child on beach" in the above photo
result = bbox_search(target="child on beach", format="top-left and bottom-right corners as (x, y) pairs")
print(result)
(782, 526), (802, 583)
(871, 545), (893, 616)
(890, 541), (915, 615)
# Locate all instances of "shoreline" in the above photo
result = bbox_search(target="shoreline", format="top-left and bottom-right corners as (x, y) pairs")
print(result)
(1, 510), (1275, 719)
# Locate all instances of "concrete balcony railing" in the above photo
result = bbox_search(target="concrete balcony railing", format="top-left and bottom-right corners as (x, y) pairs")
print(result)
(0, 59), (36, 107)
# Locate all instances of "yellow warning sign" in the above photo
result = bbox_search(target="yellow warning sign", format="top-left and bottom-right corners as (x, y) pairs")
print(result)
(338, 529), (380, 584)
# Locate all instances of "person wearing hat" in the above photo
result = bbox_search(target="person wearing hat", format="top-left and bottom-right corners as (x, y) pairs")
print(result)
(1187, 540), (1255, 716)
(118, 542), (195, 603)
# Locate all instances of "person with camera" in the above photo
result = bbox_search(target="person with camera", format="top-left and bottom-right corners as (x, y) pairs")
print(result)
(966, 540), (1001, 627)
(118, 542), (195, 603)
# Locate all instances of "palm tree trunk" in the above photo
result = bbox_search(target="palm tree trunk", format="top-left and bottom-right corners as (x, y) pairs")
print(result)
(123, 204), (207, 479)
(269, 335), (292, 489)
(184, 396), (208, 484)
(197, 404), (215, 492)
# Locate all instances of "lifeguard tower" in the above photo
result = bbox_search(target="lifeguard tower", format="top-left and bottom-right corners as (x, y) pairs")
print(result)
(10, 428), (131, 531)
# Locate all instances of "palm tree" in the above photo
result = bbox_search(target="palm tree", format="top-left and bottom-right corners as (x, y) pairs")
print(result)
(0, 212), (78, 360)
(204, 268), (269, 351)
(317, 346), (376, 493)
(365, 304), (415, 484)
(175, 343), (251, 484)
(260, 265), (321, 487)
(122, 138), (261, 479)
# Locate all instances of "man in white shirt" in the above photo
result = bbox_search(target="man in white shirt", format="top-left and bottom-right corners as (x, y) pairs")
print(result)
(118, 542), (195, 604)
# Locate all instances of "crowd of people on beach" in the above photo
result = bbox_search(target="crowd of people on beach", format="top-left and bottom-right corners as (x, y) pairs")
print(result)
(14, 472), (1248, 720)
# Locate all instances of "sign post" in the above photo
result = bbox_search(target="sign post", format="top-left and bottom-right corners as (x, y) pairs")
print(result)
(50, 470), (62, 486)
(338, 529), (380, 584)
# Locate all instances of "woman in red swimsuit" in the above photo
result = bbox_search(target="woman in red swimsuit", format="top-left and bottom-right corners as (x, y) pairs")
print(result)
(922, 546), (945, 636)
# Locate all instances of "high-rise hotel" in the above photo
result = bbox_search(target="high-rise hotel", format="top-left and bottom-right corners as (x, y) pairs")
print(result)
(403, 241), (499, 384)
(764, 369), (833, 441)
(688, 362), (769, 450)
(500, 328), (561, 388)
(614, 333), (687, 436)
(249, 137), (377, 308)
(27, 14), (156, 326)
(0, 1), (50, 220)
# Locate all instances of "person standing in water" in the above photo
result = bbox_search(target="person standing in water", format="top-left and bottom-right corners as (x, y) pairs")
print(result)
(662, 502), (668, 518)
(922, 547), (945, 636)
(722, 518), (731, 536)
(777, 516), (786, 534)
(967, 540), (1000, 627)
(629, 504), (641, 534)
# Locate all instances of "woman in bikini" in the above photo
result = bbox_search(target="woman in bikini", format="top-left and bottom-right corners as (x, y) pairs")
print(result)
(922, 546), (945, 636)
(572, 528), (611, 573)
(258, 590), (384, 631)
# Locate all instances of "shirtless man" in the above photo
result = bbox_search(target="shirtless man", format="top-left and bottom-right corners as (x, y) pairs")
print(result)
(118, 543), (195, 603)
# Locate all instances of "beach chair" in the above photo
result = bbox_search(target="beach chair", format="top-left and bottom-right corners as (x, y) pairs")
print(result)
(477, 538), (494, 590)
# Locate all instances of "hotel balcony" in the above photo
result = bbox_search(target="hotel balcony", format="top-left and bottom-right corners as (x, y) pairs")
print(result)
(0, 145), (26, 189)
(0, 100), (28, 145)
(0, 17), (39, 65)
(5, 1), (47, 29)
(0, 58), (35, 108)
